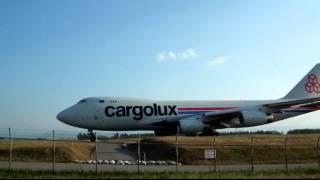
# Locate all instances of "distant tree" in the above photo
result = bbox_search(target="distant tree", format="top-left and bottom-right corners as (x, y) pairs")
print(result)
(77, 133), (119, 140)
(219, 130), (282, 136)
(287, 129), (320, 134)
(97, 135), (110, 141)
(77, 133), (90, 140)
(118, 133), (155, 138)
(112, 133), (119, 139)
(120, 133), (129, 138)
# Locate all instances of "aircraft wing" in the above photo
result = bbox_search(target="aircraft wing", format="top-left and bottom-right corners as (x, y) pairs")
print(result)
(142, 97), (320, 128)
(202, 108), (241, 122)
(142, 108), (242, 127)
(263, 97), (320, 109)
(139, 116), (187, 127)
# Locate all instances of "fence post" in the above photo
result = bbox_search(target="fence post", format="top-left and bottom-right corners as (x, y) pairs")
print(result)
(143, 152), (146, 161)
(284, 135), (288, 172)
(209, 136), (212, 173)
(176, 126), (180, 172)
(138, 132), (141, 174)
(213, 135), (216, 173)
(95, 132), (98, 174)
(251, 136), (254, 172)
(317, 135), (320, 168)
(9, 128), (12, 171)
(53, 130), (55, 174)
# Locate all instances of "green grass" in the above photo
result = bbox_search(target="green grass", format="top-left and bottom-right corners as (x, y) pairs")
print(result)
(0, 167), (320, 179)
(0, 135), (319, 165)
(128, 137), (320, 165)
(0, 140), (95, 163)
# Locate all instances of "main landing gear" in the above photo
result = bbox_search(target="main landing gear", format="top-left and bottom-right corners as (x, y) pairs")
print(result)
(199, 128), (220, 136)
(88, 129), (96, 142)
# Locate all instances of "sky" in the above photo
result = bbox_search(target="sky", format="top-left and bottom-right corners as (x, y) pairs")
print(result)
(0, 0), (320, 134)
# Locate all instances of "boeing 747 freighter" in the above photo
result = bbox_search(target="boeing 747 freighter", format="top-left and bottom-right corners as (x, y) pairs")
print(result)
(57, 64), (320, 141)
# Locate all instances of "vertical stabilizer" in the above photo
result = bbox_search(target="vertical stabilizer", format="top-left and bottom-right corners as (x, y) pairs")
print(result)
(284, 64), (320, 99)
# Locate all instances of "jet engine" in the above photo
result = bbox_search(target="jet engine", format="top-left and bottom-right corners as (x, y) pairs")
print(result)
(239, 110), (273, 127)
(179, 117), (206, 135)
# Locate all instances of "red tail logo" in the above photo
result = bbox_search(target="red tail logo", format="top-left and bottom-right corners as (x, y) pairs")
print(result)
(305, 74), (320, 94)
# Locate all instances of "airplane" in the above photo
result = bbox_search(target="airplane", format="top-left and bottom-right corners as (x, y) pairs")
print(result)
(57, 64), (320, 142)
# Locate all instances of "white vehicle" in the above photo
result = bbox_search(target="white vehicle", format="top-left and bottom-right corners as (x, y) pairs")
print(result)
(167, 161), (176, 165)
(116, 160), (125, 165)
(57, 64), (320, 141)
(161, 161), (168, 166)
(98, 160), (104, 164)
(87, 160), (93, 164)
(103, 160), (109, 165)
(109, 160), (115, 165)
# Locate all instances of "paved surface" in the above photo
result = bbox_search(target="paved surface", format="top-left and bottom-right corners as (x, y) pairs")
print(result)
(95, 142), (136, 161)
(0, 161), (317, 172)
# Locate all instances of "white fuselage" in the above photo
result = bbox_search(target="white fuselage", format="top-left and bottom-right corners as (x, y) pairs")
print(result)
(57, 97), (300, 131)
(56, 64), (320, 134)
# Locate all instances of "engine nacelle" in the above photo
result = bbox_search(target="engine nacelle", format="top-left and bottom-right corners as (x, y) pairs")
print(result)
(239, 110), (273, 127)
(179, 117), (206, 135)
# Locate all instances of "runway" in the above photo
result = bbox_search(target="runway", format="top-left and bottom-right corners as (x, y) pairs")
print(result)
(0, 161), (317, 172)
(95, 142), (136, 160)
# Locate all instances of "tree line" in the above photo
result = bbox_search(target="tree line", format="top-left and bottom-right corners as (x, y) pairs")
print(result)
(77, 129), (320, 140)
(287, 129), (320, 134)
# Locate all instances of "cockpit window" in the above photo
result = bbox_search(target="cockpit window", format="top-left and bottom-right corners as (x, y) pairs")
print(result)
(99, 100), (105, 103)
(79, 99), (87, 103)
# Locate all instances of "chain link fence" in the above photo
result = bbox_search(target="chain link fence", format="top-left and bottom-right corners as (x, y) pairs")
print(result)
(0, 128), (319, 173)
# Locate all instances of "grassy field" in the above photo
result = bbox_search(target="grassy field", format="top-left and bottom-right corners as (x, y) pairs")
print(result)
(0, 134), (319, 165)
(127, 134), (320, 165)
(153, 134), (320, 146)
(0, 140), (94, 162)
(0, 167), (320, 179)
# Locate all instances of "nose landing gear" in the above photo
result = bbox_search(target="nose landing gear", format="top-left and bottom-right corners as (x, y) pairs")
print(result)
(88, 129), (96, 142)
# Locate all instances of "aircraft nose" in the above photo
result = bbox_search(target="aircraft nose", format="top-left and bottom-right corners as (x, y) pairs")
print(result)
(57, 107), (77, 124)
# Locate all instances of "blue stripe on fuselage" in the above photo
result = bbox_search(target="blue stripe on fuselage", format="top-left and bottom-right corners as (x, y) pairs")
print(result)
(179, 109), (316, 115)
(178, 111), (211, 115)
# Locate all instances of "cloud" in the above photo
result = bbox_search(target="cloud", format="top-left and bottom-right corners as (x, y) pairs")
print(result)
(156, 48), (199, 63)
(207, 56), (229, 67)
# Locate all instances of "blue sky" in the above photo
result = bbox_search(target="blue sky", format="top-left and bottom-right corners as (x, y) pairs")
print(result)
(1, 0), (320, 133)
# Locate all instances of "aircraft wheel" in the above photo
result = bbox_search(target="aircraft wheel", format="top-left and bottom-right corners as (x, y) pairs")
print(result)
(88, 130), (96, 142)
(89, 135), (96, 142)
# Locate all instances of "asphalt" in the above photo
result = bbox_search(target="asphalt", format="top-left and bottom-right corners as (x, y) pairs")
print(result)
(95, 142), (137, 161)
(0, 161), (317, 172)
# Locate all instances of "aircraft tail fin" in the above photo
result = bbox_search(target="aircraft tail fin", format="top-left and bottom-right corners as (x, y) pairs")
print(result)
(284, 63), (320, 99)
